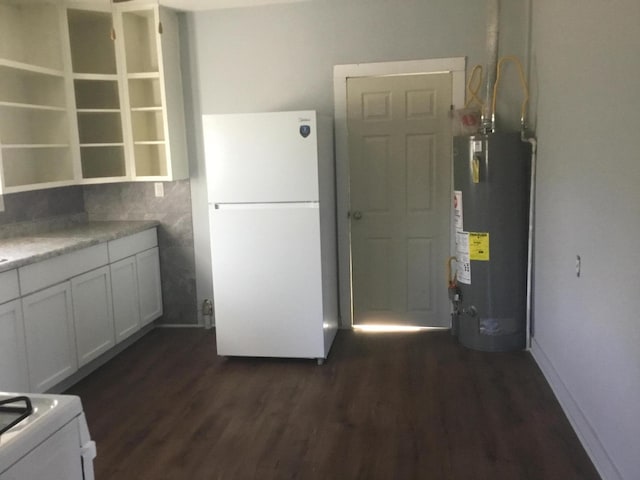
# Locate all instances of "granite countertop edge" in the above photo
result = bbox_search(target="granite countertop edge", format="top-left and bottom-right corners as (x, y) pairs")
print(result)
(0, 220), (160, 274)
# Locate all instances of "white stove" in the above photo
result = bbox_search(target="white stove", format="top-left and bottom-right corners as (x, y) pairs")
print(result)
(0, 393), (95, 479)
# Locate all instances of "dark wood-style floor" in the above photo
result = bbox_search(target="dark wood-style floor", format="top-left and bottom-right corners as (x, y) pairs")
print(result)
(67, 329), (600, 480)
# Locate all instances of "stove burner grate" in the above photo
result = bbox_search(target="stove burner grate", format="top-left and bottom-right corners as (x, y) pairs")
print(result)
(0, 396), (33, 435)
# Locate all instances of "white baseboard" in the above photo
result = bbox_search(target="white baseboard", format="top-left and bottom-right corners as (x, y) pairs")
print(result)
(51, 323), (155, 394)
(531, 338), (623, 480)
(155, 323), (205, 328)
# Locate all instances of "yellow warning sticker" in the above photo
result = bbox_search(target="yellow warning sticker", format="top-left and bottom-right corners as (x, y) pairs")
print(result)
(469, 232), (490, 261)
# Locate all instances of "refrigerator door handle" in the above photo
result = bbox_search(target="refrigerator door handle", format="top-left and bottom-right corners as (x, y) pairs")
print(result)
(210, 202), (319, 210)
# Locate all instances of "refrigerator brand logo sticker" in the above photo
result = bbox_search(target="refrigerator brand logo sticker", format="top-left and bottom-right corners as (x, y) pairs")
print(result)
(469, 232), (490, 261)
(299, 125), (311, 138)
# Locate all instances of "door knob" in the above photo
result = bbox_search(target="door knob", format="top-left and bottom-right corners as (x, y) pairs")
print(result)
(352, 211), (363, 220)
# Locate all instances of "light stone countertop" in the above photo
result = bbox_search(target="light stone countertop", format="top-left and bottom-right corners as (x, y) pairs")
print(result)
(0, 220), (160, 274)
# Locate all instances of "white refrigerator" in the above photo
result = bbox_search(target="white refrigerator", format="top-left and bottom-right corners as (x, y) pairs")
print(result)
(202, 111), (338, 362)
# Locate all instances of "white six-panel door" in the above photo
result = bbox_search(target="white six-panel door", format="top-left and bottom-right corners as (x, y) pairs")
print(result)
(347, 73), (452, 327)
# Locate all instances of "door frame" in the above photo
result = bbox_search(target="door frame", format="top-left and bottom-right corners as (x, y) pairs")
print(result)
(333, 57), (466, 329)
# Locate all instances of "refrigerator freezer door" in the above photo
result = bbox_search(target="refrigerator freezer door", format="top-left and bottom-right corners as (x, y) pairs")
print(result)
(210, 204), (325, 358)
(203, 111), (319, 204)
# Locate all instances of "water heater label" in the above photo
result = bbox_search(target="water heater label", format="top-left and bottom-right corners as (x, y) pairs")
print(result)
(453, 190), (464, 232)
(456, 231), (471, 284)
(469, 232), (490, 261)
(457, 256), (471, 284)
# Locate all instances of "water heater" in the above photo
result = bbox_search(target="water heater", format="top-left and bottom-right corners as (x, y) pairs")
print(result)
(453, 132), (531, 352)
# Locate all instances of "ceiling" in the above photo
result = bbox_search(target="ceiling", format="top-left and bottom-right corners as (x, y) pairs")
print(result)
(92, 0), (312, 11)
(162, 0), (312, 10)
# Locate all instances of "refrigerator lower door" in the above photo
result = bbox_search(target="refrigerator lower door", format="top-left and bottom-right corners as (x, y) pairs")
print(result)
(210, 203), (325, 358)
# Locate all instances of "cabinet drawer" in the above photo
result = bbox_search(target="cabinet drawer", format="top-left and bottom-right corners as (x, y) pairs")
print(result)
(108, 228), (158, 263)
(19, 244), (109, 296)
(0, 269), (20, 304)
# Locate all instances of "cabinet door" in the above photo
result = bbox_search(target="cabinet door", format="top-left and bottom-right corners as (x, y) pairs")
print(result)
(0, 300), (29, 392)
(23, 282), (77, 393)
(136, 247), (162, 326)
(110, 256), (141, 342)
(72, 266), (115, 367)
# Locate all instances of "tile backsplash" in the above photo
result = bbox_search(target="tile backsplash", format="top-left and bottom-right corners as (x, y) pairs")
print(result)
(0, 186), (87, 237)
(83, 181), (197, 326)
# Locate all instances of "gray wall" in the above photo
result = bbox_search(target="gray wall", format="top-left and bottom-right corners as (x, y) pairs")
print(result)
(530, 1), (640, 479)
(190, 0), (526, 122)
(185, 0), (529, 324)
(83, 181), (197, 326)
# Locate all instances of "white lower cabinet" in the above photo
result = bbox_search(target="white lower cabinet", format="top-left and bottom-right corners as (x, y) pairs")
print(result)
(72, 266), (115, 367)
(110, 256), (141, 343)
(22, 282), (77, 393)
(0, 300), (29, 392)
(136, 247), (163, 326)
(3, 227), (161, 392)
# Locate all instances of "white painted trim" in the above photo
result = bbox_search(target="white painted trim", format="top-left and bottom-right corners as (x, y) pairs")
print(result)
(333, 57), (466, 329)
(531, 338), (623, 480)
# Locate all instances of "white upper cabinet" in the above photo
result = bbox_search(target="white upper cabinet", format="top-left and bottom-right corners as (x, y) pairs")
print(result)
(0, 0), (188, 194)
(67, 6), (128, 182)
(116, 3), (188, 181)
(0, 1), (76, 194)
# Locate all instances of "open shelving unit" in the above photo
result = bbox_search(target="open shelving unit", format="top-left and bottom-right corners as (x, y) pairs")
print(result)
(67, 7), (127, 182)
(117, 4), (188, 181)
(120, 7), (169, 179)
(0, 1), (75, 193)
(0, 1), (188, 194)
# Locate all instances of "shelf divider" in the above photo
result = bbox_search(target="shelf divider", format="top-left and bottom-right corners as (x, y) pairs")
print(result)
(127, 72), (161, 80)
(72, 73), (119, 81)
(1, 144), (70, 149)
(0, 59), (65, 78)
(79, 143), (126, 148)
(0, 101), (66, 112)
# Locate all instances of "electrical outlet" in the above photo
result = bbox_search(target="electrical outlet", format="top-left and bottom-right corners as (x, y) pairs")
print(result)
(154, 182), (164, 197)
